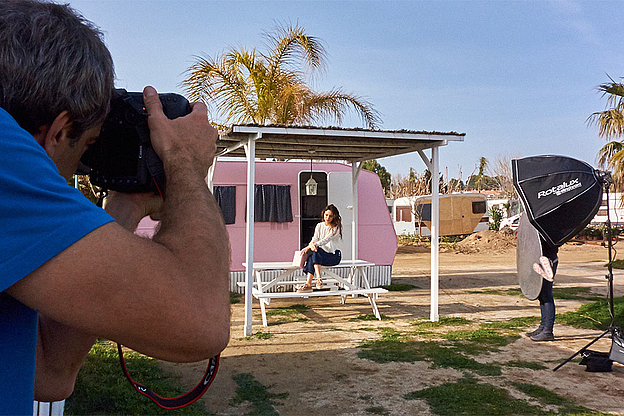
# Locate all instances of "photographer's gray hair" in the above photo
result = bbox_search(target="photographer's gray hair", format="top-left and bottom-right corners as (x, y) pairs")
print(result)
(0, 0), (114, 143)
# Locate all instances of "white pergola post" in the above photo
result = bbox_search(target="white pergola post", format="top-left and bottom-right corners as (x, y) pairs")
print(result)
(206, 157), (217, 193)
(243, 135), (258, 336)
(351, 162), (363, 261)
(417, 147), (440, 322)
(430, 146), (440, 321)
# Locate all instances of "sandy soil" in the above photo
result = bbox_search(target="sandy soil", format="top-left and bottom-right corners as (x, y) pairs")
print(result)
(160, 239), (624, 415)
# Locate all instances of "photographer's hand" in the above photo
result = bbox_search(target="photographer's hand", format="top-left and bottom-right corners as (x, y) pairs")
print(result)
(104, 191), (163, 231)
(143, 86), (217, 177)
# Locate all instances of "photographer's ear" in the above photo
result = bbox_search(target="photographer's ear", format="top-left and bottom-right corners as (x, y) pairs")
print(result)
(33, 111), (72, 158)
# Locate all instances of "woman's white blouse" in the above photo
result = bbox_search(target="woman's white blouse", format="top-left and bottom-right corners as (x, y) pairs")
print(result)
(310, 222), (341, 254)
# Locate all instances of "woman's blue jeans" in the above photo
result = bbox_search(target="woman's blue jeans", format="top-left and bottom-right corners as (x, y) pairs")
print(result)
(538, 258), (558, 331)
(303, 248), (341, 276)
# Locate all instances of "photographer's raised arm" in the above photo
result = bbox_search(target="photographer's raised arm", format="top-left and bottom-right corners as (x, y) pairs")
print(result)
(7, 86), (231, 365)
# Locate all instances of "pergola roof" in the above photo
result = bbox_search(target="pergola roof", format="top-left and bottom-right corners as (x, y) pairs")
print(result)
(216, 123), (466, 334)
(217, 124), (465, 162)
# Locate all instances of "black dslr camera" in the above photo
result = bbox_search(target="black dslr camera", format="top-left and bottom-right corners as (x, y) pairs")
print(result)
(80, 89), (191, 194)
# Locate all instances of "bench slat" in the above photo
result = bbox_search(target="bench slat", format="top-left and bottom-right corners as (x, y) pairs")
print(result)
(252, 288), (387, 299)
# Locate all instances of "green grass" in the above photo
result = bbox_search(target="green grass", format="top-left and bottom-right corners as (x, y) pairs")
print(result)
(365, 406), (390, 415)
(229, 373), (288, 416)
(230, 291), (243, 304)
(465, 288), (523, 296)
(240, 331), (274, 341)
(359, 308), (621, 415)
(610, 259), (624, 269)
(423, 343), (502, 376)
(265, 304), (310, 316)
(381, 283), (418, 291)
(511, 382), (612, 415)
(553, 287), (603, 301)
(481, 316), (540, 330)
(264, 304), (310, 323)
(358, 337), (424, 363)
(442, 327), (519, 356)
(411, 316), (472, 329)
(350, 314), (392, 321)
(443, 327), (510, 343)
(467, 287), (605, 301)
(358, 328), (502, 375)
(65, 341), (212, 415)
(358, 327), (421, 363)
(504, 360), (548, 370)
(558, 297), (624, 330)
(405, 377), (544, 415)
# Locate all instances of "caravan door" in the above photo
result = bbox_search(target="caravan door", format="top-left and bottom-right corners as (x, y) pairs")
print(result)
(328, 172), (353, 260)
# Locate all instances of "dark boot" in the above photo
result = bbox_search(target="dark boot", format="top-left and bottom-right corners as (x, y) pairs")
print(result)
(526, 326), (544, 337)
(530, 330), (554, 341)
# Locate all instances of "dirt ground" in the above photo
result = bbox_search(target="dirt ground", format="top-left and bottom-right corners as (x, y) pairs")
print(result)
(161, 238), (624, 415)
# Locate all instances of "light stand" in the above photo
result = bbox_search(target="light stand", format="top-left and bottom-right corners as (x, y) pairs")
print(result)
(553, 173), (618, 371)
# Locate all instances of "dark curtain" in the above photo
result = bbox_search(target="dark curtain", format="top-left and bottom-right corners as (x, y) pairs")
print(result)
(214, 186), (236, 224)
(253, 184), (293, 223)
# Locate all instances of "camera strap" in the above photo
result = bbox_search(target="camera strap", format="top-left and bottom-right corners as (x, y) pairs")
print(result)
(117, 343), (220, 410)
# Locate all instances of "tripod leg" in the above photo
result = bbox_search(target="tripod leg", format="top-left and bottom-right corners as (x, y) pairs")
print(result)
(553, 329), (610, 371)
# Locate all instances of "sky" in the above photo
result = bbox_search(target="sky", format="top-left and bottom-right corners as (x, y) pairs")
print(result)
(67, 0), (624, 181)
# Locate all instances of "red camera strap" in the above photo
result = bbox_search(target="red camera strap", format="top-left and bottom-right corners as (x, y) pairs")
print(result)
(117, 343), (219, 410)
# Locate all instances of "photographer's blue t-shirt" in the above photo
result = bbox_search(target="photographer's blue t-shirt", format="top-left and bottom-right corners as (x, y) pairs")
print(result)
(0, 107), (114, 414)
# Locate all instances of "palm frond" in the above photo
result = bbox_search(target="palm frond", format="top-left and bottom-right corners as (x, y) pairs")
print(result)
(588, 109), (624, 139)
(605, 149), (624, 192)
(303, 88), (382, 129)
(263, 23), (327, 77)
(597, 141), (624, 168)
(597, 81), (624, 108)
(182, 54), (258, 124)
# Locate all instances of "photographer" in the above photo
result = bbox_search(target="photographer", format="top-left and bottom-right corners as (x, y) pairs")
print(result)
(0, 1), (230, 414)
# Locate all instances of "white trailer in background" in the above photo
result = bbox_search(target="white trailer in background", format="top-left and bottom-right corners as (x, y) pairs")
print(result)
(591, 192), (624, 227)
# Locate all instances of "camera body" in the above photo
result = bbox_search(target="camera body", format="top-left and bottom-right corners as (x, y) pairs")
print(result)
(80, 89), (191, 194)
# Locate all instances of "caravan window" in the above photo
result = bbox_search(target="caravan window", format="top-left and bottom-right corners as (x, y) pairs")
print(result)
(472, 201), (487, 215)
(253, 184), (294, 223)
(396, 207), (412, 222)
(214, 186), (236, 224)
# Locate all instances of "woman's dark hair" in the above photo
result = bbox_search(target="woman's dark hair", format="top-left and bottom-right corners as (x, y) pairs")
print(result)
(322, 204), (342, 239)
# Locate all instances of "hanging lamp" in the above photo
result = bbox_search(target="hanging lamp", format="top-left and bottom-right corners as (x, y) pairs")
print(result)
(305, 158), (317, 196)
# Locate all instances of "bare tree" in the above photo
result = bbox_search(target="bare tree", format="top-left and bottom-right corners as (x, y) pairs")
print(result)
(389, 169), (443, 236)
(491, 153), (520, 198)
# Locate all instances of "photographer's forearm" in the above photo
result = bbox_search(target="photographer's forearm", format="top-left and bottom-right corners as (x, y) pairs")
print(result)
(152, 162), (231, 337)
(155, 165), (229, 273)
(140, 86), (230, 353)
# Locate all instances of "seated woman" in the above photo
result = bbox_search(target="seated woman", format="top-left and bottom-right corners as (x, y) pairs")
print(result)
(297, 204), (343, 293)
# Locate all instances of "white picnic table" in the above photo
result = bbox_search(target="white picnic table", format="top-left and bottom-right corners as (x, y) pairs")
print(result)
(239, 260), (387, 327)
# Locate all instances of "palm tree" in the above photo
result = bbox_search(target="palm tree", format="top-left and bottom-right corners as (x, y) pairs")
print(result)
(182, 23), (381, 129)
(590, 78), (624, 189)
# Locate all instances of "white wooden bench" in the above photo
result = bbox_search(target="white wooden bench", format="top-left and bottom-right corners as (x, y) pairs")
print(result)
(240, 260), (387, 326)
(33, 400), (64, 415)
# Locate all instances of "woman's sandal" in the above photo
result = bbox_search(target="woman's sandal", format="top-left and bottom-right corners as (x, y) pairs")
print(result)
(315, 277), (323, 290)
(297, 284), (313, 293)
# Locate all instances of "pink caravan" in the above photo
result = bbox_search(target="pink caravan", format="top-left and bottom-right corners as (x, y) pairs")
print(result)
(136, 160), (398, 288)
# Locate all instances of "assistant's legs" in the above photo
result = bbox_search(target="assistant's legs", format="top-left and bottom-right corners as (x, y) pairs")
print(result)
(531, 248), (558, 341)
